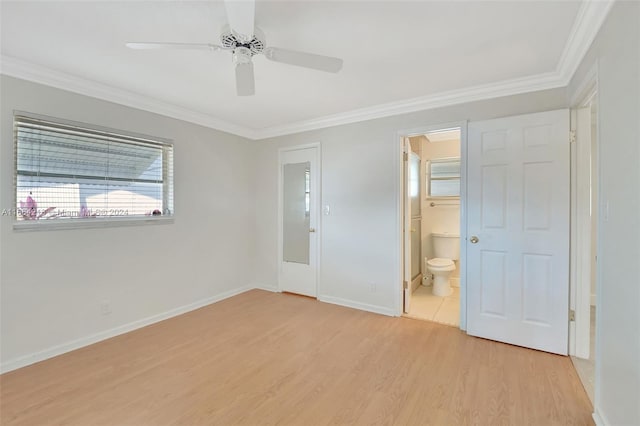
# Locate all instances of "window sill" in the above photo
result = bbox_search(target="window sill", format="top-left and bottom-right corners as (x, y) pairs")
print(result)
(13, 216), (174, 232)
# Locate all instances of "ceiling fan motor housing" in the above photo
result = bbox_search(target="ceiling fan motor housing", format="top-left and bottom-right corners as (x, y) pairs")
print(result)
(220, 25), (265, 56)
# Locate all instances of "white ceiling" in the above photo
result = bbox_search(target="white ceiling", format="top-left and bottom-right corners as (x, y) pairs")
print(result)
(1, 1), (602, 138)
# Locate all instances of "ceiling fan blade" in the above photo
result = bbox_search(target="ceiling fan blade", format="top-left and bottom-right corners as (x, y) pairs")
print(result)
(224, 0), (255, 41)
(264, 47), (343, 73)
(235, 62), (255, 96)
(126, 42), (221, 51)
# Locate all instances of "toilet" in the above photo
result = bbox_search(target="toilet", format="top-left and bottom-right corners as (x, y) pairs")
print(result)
(426, 232), (460, 297)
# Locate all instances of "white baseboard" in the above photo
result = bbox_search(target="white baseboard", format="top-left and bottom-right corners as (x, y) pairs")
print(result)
(411, 275), (422, 292)
(318, 295), (397, 317)
(0, 285), (252, 374)
(252, 283), (279, 292)
(592, 408), (609, 426)
(591, 293), (597, 306)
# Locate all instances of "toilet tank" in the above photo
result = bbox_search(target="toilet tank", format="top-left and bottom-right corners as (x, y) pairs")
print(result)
(431, 232), (460, 260)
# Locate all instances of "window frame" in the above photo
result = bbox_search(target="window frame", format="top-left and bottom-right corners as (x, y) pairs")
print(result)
(12, 111), (174, 232)
(426, 156), (461, 199)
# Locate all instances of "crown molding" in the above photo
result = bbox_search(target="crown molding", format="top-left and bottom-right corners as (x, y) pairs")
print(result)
(0, 1), (613, 141)
(556, 0), (615, 85)
(256, 71), (565, 139)
(255, 0), (614, 139)
(0, 55), (259, 139)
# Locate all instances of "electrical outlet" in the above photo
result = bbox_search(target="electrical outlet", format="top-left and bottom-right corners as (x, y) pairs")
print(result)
(369, 282), (377, 292)
(100, 300), (111, 315)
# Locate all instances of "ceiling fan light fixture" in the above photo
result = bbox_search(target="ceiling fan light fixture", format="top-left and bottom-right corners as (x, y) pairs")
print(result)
(232, 47), (253, 65)
(126, 0), (343, 96)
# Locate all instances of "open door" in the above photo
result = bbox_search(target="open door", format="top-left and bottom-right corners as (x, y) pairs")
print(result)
(572, 106), (595, 359)
(466, 109), (570, 355)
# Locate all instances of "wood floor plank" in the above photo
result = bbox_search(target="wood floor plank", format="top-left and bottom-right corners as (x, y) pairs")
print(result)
(0, 290), (593, 425)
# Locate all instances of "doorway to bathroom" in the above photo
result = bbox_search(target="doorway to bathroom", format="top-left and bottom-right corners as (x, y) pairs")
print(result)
(401, 124), (465, 328)
(400, 110), (571, 355)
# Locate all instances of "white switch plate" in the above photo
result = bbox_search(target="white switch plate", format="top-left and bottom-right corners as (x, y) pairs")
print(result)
(323, 205), (331, 215)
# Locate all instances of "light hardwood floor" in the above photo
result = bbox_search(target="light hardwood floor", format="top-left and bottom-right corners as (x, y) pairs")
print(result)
(1, 290), (592, 426)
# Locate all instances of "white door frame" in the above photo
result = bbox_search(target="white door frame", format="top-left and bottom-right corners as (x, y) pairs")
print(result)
(277, 143), (322, 297)
(395, 121), (468, 330)
(569, 64), (599, 359)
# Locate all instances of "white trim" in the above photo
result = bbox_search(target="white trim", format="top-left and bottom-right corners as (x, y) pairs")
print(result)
(259, 73), (563, 139)
(569, 66), (598, 359)
(570, 63), (599, 107)
(13, 216), (174, 232)
(574, 105), (595, 359)
(0, 2), (613, 141)
(252, 283), (279, 292)
(592, 408), (610, 426)
(0, 285), (253, 374)
(557, 1), (615, 86)
(458, 121), (469, 331)
(569, 108), (578, 356)
(411, 274), (422, 292)
(0, 55), (259, 140)
(318, 295), (396, 317)
(396, 121), (467, 331)
(396, 134), (404, 315)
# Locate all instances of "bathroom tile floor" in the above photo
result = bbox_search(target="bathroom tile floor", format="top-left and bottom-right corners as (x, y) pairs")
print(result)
(406, 284), (460, 327)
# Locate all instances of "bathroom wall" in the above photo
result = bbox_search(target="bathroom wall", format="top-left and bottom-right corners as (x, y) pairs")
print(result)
(408, 137), (421, 156)
(417, 134), (461, 285)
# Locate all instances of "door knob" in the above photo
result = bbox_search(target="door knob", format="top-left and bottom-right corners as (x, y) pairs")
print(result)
(309, 228), (316, 233)
(470, 236), (479, 244)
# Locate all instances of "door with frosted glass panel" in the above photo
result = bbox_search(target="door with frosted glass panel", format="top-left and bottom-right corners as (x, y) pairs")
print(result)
(280, 146), (318, 297)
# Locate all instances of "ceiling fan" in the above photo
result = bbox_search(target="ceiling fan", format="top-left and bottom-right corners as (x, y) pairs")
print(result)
(126, 0), (343, 96)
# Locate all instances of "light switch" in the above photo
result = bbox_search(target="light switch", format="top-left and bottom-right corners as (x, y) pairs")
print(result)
(323, 205), (331, 216)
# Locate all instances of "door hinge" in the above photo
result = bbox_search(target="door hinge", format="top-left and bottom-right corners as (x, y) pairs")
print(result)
(569, 130), (576, 144)
(403, 280), (409, 289)
(569, 309), (576, 321)
(403, 152), (408, 161)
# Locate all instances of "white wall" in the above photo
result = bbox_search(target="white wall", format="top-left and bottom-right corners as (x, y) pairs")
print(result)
(0, 76), (254, 370)
(252, 89), (568, 315)
(568, 2), (640, 425)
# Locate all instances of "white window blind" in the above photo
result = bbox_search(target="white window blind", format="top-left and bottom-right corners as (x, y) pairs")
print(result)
(427, 158), (460, 198)
(14, 115), (174, 223)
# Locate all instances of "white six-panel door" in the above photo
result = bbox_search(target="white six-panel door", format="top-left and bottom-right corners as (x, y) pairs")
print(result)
(466, 109), (570, 355)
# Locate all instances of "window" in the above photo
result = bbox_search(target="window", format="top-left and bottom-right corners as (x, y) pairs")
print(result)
(14, 114), (173, 228)
(427, 157), (460, 198)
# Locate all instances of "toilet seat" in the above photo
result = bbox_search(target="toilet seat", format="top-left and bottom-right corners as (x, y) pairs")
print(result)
(427, 257), (455, 270)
